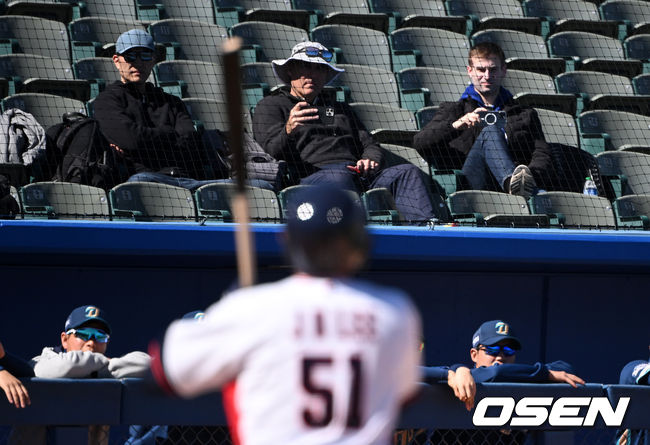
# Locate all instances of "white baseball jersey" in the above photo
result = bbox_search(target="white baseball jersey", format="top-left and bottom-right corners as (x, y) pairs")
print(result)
(162, 274), (422, 445)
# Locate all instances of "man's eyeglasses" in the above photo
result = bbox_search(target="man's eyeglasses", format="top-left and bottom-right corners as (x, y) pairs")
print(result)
(296, 47), (333, 62)
(66, 328), (110, 343)
(478, 345), (517, 357)
(121, 50), (154, 62)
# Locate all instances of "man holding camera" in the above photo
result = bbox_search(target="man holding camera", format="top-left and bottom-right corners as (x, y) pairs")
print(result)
(253, 41), (445, 223)
(414, 42), (552, 198)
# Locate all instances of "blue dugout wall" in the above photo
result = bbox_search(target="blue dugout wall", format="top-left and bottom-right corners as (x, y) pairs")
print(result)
(1, 220), (649, 385)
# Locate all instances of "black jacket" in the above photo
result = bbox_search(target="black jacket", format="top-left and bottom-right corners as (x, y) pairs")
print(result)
(94, 81), (220, 179)
(252, 89), (383, 177)
(413, 97), (553, 187)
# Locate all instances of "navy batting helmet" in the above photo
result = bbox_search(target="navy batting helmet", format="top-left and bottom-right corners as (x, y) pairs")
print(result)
(285, 185), (369, 275)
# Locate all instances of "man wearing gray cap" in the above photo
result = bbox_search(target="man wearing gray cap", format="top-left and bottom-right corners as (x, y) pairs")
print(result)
(93, 29), (229, 189)
(252, 41), (446, 224)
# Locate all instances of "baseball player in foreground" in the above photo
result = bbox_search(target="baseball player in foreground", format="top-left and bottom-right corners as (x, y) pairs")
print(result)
(150, 185), (423, 445)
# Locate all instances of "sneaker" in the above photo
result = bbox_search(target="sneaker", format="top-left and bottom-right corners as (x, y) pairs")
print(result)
(508, 164), (537, 198)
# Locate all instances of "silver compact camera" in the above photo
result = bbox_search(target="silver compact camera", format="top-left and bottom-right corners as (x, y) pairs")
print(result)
(477, 110), (506, 128)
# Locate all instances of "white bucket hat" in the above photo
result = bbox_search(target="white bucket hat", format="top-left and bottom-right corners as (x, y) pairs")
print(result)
(272, 41), (344, 85)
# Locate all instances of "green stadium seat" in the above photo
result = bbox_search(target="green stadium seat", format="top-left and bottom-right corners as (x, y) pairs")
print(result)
(293, 0), (388, 33)
(1, 93), (86, 129)
(68, 17), (145, 62)
(529, 191), (616, 228)
(230, 21), (309, 65)
(502, 69), (575, 115)
(599, 0), (650, 36)
(0, 54), (90, 101)
(183, 97), (253, 135)
(360, 187), (402, 225)
(397, 66), (467, 112)
(555, 70), (650, 116)
(214, 0), (310, 30)
(632, 72), (650, 95)
(547, 31), (641, 77)
(596, 150), (650, 198)
(523, 0), (623, 39)
(195, 183), (281, 222)
(578, 109), (650, 154)
(241, 62), (285, 108)
(613, 193), (650, 229)
(109, 181), (197, 221)
(624, 34), (650, 73)
(328, 63), (399, 107)
(389, 27), (469, 72)
(153, 59), (225, 101)
(20, 181), (109, 219)
(415, 105), (437, 129)
(447, 190), (549, 227)
(0, 15), (71, 61)
(471, 29), (566, 77)
(5, 0), (76, 24)
(446, 0), (543, 35)
(73, 57), (124, 98)
(149, 19), (228, 63)
(136, 0), (215, 23)
(349, 102), (417, 146)
(368, 0), (468, 35)
(68, 0), (139, 21)
(534, 108), (579, 148)
(311, 24), (392, 72)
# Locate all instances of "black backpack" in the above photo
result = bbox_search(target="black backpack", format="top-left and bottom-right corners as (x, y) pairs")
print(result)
(45, 112), (126, 189)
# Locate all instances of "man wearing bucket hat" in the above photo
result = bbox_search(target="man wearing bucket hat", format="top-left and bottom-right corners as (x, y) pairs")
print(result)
(252, 41), (446, 223)
(93, 29), (230, 189)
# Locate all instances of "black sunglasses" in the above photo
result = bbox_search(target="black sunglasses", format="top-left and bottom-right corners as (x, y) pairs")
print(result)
(296, 47), (333, 62)
(121, 50), (154, 62)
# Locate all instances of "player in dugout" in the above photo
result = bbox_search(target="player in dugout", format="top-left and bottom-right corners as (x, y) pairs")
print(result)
(149, 185), (423, 445)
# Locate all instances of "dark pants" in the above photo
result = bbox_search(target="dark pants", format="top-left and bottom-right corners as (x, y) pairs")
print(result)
(461, 125), (515, 191)
(301, 162), (439, 222)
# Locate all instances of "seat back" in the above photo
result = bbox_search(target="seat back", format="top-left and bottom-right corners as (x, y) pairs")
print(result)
(524, 0), (601, 21)
(349, 102), (417, 131)
(471, 29), (549, 61)
(230, 21), (309, 63)
(556, 71), (634, 97)
(0, 16), (70, 61)
(149, 19), (229, 63)
(390, 27), (469, 72)
(110, 181), (197, 221)
(20, 182), (109, 219)
(596, 151), (650, 195)
(195, 183), (281, 222)
(447, 0), (526, 19)
(448, 190), (530, 217)
(547, 31), (625, 61)
(2, 93), (86, 129)
(312, 24), (392, 71)
(579, 109), (650, 150)
(530, 191), (616, 228)
(154, 60), (225, 100)
(329, 64), (399, 106)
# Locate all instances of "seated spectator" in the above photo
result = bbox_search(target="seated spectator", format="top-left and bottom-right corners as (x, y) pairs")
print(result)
(616, 346), (649, 445)
(252, 41), (446, 223)
(93, 30), (230, 191)
(0, 340), (32, 409)
(413, 42), (553, 198)
(421, 319), (585, 445)
(31, 304), (149, 379)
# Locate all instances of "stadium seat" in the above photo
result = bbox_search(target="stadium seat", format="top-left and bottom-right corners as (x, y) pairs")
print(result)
(447, 190), (549, 227)
(183, 97), (253, 135)
(380, 142), (429, 175)
(415, 105), (437, 129)
(632, 72), (650, 95)
(501, 69), (575, 115)
(578, 109), (650, 154)
(360, 187), (402, 225)
(153, 60), (225, 101)
(0, 15), (71, 62)
(109, 181), (197, 221)
(397, 66), (467, 112)
(367, 0), (468, 35)
(555, 70), (650, 116)
(529, 191), (616, 228)
(328, 64), (399, 107)
(213, 0), (310, 30)
(0, 54), (90, 101)
(596, 150), (650, 198)
(230, 21), (309, 65)
(5, 0), (76, 24)
(292, 0), (388, 33)
(19, 181), (110, 220)
(389, 27), (469, 72)
(73, 57), (124, 98)
(72, 0), (140, 21)
(522, 0), (622, 39)
(613, 193), (650, 229)
(534, 108), (579, 148)
(241, 62), (285, 108)
(68, 17), (146, 62)
(194, 182), (281, 222)
(149, 19), (229, 64)
(136, 0), (215, 23)
(470, 29), (566, 77)
(349, 102), (417, 145)
(599, 0), (650, 36)
(547, 31), (641, 77)
(445, 0), (543, 35)
(623, 34), (650, 72)
(311, 24), (392, 72)
(1, 93), (86, 130)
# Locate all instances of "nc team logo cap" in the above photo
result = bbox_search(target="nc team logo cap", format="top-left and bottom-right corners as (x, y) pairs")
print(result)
(472, 319), (521, 350)
(65, 305), (111, 334)
(116, 29), (154, 54)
